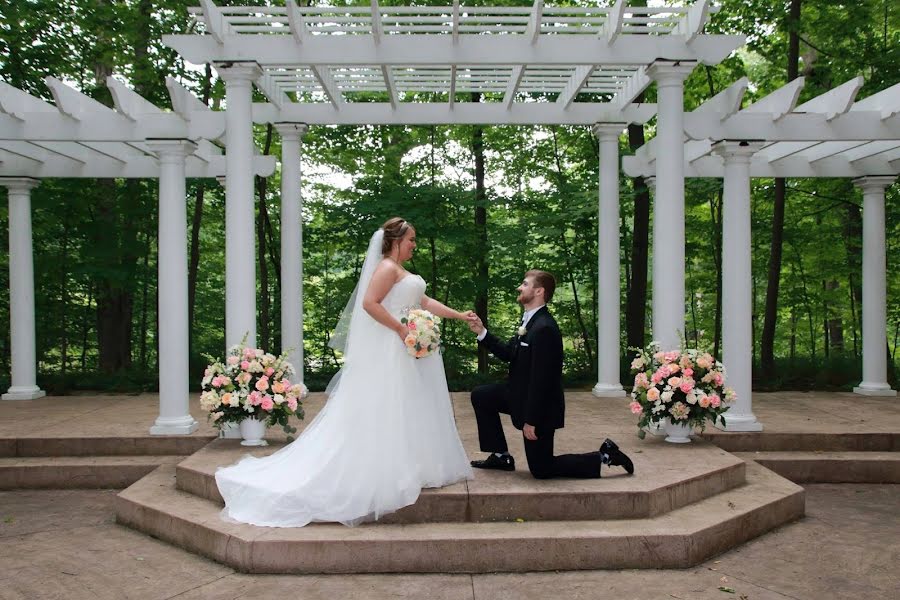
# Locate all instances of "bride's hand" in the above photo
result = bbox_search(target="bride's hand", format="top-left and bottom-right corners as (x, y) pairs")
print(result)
(396, 324), (409, 342)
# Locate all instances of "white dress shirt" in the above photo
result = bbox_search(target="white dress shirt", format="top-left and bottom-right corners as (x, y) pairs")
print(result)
(476, 304), (545, 342)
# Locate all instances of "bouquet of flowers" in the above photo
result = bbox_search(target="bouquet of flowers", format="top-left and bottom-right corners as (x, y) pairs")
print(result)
(628, 341), (735, 438)
(401, 308), (441, 359)
(200, 339), (307, 439)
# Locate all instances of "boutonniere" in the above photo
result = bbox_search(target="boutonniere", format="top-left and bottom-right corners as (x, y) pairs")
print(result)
(517, 326), (527, 337)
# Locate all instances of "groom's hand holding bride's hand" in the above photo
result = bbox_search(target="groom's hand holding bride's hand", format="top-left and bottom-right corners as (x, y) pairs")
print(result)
(466, 313), (485, 335)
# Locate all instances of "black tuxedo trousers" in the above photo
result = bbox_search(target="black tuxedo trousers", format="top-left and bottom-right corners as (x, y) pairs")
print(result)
(471, 383), (603, 479)
(473, 307), (603, 479)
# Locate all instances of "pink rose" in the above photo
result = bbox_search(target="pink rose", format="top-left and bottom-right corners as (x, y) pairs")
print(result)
(629, 401), (643, 414)
(634, 372), (650, 389)
(668, 363), (681, 375)
(699, 395), (711, 408)
(709, 394), (721, 408)
(226, 356), (240, 366)
(646, 387), (660, 401)
(265, 367), (275, 377)
(255, 377), (269, 392)
(272, 381), (285, 394)
(667, 376), (682, 388)
(241, 360), (250, 370)
(683, 368), (694, 377)
(408, 321), (417, 330)
(211, 376), (223, 388)
(664, 351), (680, 363)
(287, 397), (298, 411)
(248, 391), (261, 406)
(679, 379), (695, 393)
(260, 396), (274, 411)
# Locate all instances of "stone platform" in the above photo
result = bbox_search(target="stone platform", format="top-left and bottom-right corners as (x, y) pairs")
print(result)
(2, 390), (898, 574)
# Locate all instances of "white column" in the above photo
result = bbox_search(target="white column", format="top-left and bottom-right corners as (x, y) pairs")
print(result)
(647, 62), (694, 352)
(853, 176), (897, 396)
(275, 123), (308, 383)
(148, 140), (199, 435)
(217, 62), (262, 350)
(592, 124), (626, 398)
(2, 178), (45, 401)
(713, 141), (763, 431)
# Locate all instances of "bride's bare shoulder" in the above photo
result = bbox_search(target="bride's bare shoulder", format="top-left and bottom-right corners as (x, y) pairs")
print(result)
(374, 258), (403, 281)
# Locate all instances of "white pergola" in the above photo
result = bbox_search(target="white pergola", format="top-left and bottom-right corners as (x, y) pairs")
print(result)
(0, 75), (275, 436)
(624, 76), (900, 431)
(163, 0), (744, 404)
(4, 2), (894, 436)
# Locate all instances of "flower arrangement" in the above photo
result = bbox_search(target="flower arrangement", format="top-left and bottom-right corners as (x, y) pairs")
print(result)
(200, 339), (307, 440)
(401, 308), (441, 359)
(628, 341), (735, 438)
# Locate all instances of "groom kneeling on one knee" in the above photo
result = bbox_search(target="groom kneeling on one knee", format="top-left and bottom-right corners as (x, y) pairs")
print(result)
(468, 270), (634, 479)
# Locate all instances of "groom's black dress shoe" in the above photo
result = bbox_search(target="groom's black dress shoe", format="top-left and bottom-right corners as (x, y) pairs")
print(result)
(471, 453), (516, 471)
(599, 438), (634, 475)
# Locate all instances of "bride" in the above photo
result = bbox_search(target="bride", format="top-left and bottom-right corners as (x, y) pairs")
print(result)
(215, 217), (474, 527)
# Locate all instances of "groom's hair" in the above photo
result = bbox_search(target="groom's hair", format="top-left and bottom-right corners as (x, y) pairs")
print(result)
(526, 269), (556, 302)
(381, 217), (411, 255)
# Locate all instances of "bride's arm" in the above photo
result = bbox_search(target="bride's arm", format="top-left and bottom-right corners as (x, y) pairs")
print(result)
(362, 262), (407, 340)
(421, 295), (470, 321)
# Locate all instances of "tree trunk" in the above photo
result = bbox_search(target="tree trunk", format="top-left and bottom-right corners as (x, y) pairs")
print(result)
(60, 208), (70, 380)
(256, 124), (275, 350)
(761, 0), (802, 372)
(825, 279), (844, 353)
(625, 95), (650, 351)
(139, 229), (152, 371)
(188, 63), (213, 352)
(81, 285), (93, 371)
(472, 93), (489, 373)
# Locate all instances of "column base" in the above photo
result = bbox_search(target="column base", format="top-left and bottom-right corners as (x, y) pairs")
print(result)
(2, 386), (46, 401)
(592, 383), (626, 398)
(853, 383), (897, 397)
(150, 415), (199, 436)
(714, 414), (764, 432)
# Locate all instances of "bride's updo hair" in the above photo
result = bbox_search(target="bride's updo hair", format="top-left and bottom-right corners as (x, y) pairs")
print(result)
(381, 217), (411, 255)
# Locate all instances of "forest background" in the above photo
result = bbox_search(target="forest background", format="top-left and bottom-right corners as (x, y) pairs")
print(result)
(0, 0), (897, 394)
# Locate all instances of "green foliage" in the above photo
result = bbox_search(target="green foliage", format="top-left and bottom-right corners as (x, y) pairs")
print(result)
(0, 1), (897, 394)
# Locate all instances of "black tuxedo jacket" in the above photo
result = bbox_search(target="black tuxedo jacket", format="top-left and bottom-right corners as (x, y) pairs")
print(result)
(478, 306), (565, 431)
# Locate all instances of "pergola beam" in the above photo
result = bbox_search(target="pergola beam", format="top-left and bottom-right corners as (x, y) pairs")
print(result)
(556, 65), (595, 109)
(601, 0), (625, 44)
(163, 34), (746, 67)
(623, 153), (899, 179)
(251, 100), (657, 125)
(0, 153), (275, 178)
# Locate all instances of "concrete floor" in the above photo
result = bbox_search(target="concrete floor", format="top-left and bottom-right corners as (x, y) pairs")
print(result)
(1, 484), (897, 600)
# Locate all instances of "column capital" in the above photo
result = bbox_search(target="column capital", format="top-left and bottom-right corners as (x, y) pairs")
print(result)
(591, 123), (626, 141)
(853, 175), (896, 191)
(711, 140), (765, 161)
(146, 139), (197, 161)
(0, 177), (40, 192)
(215, 62), (263, 83)
(644, 175), (656, 189)
(646, 61), (696, 86)
(274, 122), (309, 140)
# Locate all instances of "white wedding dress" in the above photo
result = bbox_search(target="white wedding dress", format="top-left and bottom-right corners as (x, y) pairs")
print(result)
(215, 269), (473, 528)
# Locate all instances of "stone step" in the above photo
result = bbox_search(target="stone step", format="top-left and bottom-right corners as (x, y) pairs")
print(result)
(0, 435), (215, 458)
(0, 455), (184, 490)
(700, 431), (900, 452)
(175, 439), (747, 523)
(737, 451), (900, 483)
(115, 462), (804, 573)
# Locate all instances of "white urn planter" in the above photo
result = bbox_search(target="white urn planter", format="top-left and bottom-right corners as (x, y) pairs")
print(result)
(219, 421), (242, 439)
(239, 417), (268, 446)
(663, 420), (693, 444)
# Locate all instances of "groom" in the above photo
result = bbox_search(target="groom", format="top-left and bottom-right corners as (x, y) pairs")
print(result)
(467, 270), (633, 479)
